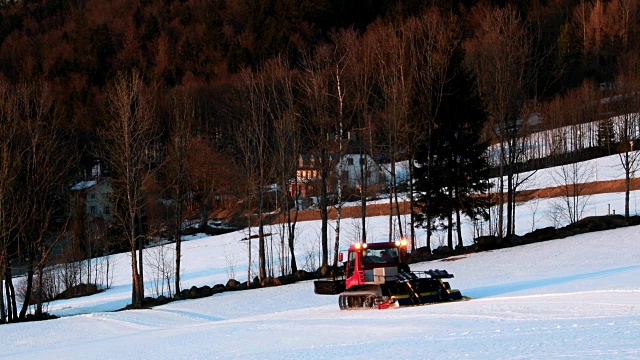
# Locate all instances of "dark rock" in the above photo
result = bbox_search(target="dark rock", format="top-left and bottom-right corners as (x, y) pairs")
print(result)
(505, 234), (524, 246)
(408, 246), (432, 264)
(225, 279), (241, 291)
(568, 227), (589, 236)
(574, 215), (627, 231)
(454, 245), (467, 253)
(524, 227), (557, 243)
(55, 283), (100, 300)
(189, 286), (199, 298)
(429, 246), (456, 261)
(473, 236), (501, 250)
(260, 277), (281, 287)
(295, 270), (312, 281)
(24, 313), (58, 322)
(149, 295), (171, 306)
(277, 274), (295, 285)
(315, 265), (331, 277)
(627, 216), (640, 226)
(238, 282), (248, 290)
(212, 284), (226, 294)
(554, 229), (574, 239)
(465, 243), (479, 252)
(187, 285), (211, 298)
(201, 285), (213, 297)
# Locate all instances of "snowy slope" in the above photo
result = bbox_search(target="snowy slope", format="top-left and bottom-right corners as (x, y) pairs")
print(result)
(385, 150), (640, 194)
(1, 217), (640, 359)
(2, 151), (640, 359)
(371, 153), (640, 247)
(504, 150), (640, 191)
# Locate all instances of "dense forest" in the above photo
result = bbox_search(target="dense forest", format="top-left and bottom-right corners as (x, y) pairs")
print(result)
(0, 0), (637, 159)
(1, 0), (639, 321)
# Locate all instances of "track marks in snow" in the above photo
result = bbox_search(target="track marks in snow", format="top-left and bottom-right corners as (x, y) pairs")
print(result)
(464, 265), (640, 298)
(84, 312), (168, 330)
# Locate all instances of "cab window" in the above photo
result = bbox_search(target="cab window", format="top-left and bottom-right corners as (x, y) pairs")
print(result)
(347, 251), (356, 277)
(362, 247), (398, 265)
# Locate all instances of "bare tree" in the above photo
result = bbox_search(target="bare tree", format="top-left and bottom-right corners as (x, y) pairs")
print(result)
(186, 137), (236, 230)
(613, 52), (640, 219)
(145, 244), (174, 297)
(99, 70), (157, 308)
(298, 45), (335, 274)
(11, 81), (75, 319)
(237, 68), (273, 280)
(465, 4), (532, 239)
(406, 10), (458, 250)
(572, 0), (594, 68)
(267, 57), (301, 274)
(164, 88), (195, 295)
(550, 161), (593, 225)
(610, 0), (640, 50)
(351, 25), (381, 245)
(0, 80), (24, 323)
(329, 28), (357, 268)
(374, 20), (413, 243)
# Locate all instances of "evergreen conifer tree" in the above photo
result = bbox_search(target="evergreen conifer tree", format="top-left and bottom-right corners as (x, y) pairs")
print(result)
(414, 46), (491, 250)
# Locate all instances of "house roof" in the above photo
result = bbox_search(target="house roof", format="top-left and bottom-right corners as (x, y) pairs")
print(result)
(71, 180), (97, 191)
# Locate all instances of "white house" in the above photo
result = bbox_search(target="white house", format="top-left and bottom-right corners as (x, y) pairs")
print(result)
(71, 178), (112, 221)
(338, 153), (385, 191)
(290, 153), (384, 198)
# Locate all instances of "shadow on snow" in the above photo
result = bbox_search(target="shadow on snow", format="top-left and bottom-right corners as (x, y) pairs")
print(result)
(464, 265), (640, 299)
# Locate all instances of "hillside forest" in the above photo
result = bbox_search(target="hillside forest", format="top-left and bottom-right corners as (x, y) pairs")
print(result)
(1, 0), (640, 321)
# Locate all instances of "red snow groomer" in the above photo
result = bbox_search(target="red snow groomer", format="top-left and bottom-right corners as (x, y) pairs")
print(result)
(314, 240), (463, 310)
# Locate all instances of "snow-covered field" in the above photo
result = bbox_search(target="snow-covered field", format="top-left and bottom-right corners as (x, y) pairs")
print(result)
(1, 220), (639, 359)
(387, 150), (639, 193)
(2, 153), (640, 359)
(371, 152), (640, 247)
(508, 150), (640, 190)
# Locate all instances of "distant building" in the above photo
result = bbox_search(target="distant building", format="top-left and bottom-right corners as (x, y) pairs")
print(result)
(339, 153), (386, 191)
(290, 154), (324, 198)
(290, 153), (384, 198)
(71, 178), (112, 221)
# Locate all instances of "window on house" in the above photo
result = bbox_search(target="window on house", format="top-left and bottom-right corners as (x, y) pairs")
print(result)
(347, 158), (354, 165)
(90, 206), (96, 215)
(90, 193), (96, 199)
(104, 206), (110, 215)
